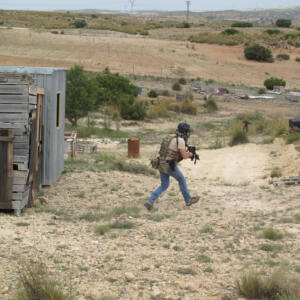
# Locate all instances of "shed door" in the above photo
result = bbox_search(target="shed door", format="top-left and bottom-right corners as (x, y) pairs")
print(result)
(0, 129), (13, 208)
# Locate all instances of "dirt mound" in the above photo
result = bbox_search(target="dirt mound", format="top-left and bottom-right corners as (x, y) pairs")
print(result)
(182, 138), (300, 185)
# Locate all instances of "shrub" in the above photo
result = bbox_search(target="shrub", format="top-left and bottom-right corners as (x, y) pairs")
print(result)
(222, 28), (239, 35)
(286, 133), (300, 144)
(263, 228), (283, 240)
(258, 88), (266, 94)
(296, 57), (300, 62)
(236, 268), (300, 299)
(16, 262), (69, 300)
(276, 54), (290, 61)
(264, 77), (286, 90)
(264, 29), (281, 35)
(276, 19), (292, 28)
(73, 19), (87, 28)
(244, 44), (273, 62)
(204, 99), (218, 113)
(178, 77), (187, 85)
(176, 22), (191, 28)
(232, 22), (253, 28)
(161, 89), (170, 96)
(229, 124), (248, 146)
(181, 100), (197, 115)
(148, 89), (158, 98)
(172, 82), (181, 91)
(119, 96), (146, 120)
(271, 167), (282, 178)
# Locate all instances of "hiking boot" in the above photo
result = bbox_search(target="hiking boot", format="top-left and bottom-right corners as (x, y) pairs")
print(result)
(144, 201), (153, 211)
(186, 196), (200, 207)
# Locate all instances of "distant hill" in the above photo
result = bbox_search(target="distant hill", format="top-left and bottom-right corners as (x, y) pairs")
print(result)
(59, 7), (300, 25)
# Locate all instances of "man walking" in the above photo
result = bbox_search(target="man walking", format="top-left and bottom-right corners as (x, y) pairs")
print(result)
(144, 122), (200, 211)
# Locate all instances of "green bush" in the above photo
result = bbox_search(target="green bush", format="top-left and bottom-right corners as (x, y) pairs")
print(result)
(119, 96), (146, 120)
(264, 29), (281, 35)
(181, 100), (197, 115)
(296, 57), (300, 62)
(232, 22), (253, 28)
(148, 89), (158, 98)
(204, 99), (218, 113)
(264, 77), (286, 90)
(263, 228), (283, 240)
(222, 28), (239, 35)
(161, 89), (170, 96)
(172, 82), (181, 91)
(286, 133), (300, 144)
(73, 19), (87, 28)
(229, 124), (248, 146)
(276, 54), (290, 60)
(178, 77), (187, 85)
(258, 88), (266, 94)
(244, 44), (273, 62)
(176, 22), (191, 28)
(276, 19), (292, 28)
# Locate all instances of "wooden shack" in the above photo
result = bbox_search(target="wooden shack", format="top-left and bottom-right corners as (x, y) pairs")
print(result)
(0, 74), (43, 215)
(0, 66), (67, 186)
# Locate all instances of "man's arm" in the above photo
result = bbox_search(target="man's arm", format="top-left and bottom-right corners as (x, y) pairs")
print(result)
(179, 148), (193, 159)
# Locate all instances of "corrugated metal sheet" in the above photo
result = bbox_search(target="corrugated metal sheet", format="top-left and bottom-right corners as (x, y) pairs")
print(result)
(0, 66), (67, 186)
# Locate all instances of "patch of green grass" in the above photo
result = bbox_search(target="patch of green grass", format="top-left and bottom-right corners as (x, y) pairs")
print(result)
(271, 167), (282, 178)
(110, 220), (135, 229)
(203, 99), (218, 113)
(16, 222), (30, 227)
(229, 124), (248, 146)
(63, 159), (89, 173)
(260, 243), (283, 252)
(263, 228), (284, 240)
(96, 153), (156, 176)
(108, 206), (140, 218)
(177, 268), (197, 275)
(204, 267), (213, 273)
(95, 225), (111, 235)
(147, 214), (170, 222)
(295, 214), (300, 223)
(200, 224), (214, 233)
(286, 133), (300, 144)
(79, 213), (103, 222)
(196, 255), (213, 263)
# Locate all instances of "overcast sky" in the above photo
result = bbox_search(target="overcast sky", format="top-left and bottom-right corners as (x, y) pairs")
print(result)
(0, 0), (299, 11)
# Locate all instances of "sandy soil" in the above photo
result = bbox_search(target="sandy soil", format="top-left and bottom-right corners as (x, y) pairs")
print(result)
(0, 136), (299, 300)
(0, 28), (299, 88)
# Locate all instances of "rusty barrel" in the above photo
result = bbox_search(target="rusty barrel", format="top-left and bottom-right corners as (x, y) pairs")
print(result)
(128, 138), (140, 158)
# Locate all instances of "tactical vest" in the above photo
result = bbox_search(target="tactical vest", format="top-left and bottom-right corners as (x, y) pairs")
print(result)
(158, 135), (182, 174)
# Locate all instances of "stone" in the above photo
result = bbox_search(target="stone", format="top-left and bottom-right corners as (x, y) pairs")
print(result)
(152, 286), (161, 298)
(125, 272), (135, 282)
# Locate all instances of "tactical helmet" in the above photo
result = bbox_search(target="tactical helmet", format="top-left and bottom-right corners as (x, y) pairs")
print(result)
(177, 122), (192, 134)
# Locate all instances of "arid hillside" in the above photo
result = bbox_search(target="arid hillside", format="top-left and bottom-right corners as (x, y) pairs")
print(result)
(0, 27), (299, 88)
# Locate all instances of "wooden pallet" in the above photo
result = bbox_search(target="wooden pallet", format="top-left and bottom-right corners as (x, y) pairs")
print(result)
(273, 176), (300, 187)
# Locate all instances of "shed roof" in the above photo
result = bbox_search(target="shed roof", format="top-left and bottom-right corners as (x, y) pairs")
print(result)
(0, 66), (68, 75)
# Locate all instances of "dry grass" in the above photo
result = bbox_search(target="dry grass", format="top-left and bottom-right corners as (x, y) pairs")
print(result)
(0, 28), (300, 88)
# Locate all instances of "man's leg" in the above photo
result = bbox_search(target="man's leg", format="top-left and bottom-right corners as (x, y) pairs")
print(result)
(145, 172), (170, 210)
(169, 167), (191, 203)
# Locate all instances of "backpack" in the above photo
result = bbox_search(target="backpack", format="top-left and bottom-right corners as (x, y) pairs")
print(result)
(150, 136), (176, 169)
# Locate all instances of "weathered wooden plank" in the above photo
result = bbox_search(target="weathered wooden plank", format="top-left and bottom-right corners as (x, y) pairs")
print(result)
(0, 113), (28, 122)
(0, 94), (27, 104)
(0, 129), (13, 204)
(0, 122), (28, 130)
(13, 170), (28, 185)
(14, 148), (29, 156)
(13, 161), (28, 171)
(0, 136), (14, 142)
(29, 95), (37, 104)
(14, 155), (29, 162)
(0, 104), (28, 113)
(12, 184), (26, 192)
(14, 143), (29, 150)
(0, 202), (12, 209)
(0, 85), (27, 95)
(14, 136), (29, 143)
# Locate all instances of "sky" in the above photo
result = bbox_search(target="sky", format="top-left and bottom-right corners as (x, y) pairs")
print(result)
(0, 0), (299, 12)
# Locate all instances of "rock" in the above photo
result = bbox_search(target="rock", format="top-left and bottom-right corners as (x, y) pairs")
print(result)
(0, 287), (8, 294)
(125, 272), (135, 282)
(151, 286), (161, 298)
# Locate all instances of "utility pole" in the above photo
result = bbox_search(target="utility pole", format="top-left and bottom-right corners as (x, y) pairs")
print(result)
(129, 0), (135, 14)
(186, 1), (191, 24)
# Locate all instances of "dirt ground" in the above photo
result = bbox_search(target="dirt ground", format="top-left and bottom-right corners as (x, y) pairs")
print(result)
(0, 28), (300, 88)
(1, 98), (300, 299)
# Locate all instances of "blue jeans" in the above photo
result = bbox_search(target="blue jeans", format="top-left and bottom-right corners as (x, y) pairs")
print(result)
(149, 166), (191, 203)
